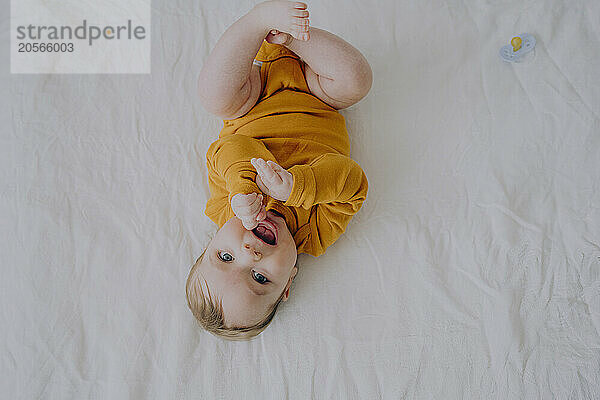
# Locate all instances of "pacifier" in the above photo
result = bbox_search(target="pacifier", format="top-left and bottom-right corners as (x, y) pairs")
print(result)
(499, 33), (536, 63)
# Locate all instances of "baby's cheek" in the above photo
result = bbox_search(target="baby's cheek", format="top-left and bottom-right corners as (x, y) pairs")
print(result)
(223, 215), (246, 234)
(274, 246), (297, 273)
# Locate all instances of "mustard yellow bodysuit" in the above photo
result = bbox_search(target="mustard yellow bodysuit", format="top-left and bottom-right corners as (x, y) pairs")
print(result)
(205, 41), (368, 257)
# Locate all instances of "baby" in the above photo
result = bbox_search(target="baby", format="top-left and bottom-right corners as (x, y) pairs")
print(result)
(186, 0), (372, 340)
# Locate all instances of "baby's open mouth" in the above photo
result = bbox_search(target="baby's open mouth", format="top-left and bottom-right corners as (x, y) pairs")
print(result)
(252, 222), (277, 245)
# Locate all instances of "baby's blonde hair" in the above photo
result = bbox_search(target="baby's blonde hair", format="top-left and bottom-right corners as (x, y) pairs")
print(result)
(186, 248), (287, 341)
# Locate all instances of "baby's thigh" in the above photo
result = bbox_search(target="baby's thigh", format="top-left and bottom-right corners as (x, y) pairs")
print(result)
(200, 63), (262, 120)
(222, 64), (263, 120)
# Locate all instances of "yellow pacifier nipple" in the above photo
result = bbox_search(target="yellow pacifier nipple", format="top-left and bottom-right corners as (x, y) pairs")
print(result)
(500, 33), (535, 63)
(511, 36), (522, 52)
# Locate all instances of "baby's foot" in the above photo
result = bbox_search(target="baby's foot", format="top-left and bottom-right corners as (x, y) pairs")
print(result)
(265, 29), (293, 46)
(254, 1), (310, 41)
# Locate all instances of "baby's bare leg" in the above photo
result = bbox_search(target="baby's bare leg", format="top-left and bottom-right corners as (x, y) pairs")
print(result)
(198, 1), (309, 118)
(285, 27), (373, 106)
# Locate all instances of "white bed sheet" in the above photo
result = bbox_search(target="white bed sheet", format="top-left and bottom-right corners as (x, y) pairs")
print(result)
(2, 0), (599, 398)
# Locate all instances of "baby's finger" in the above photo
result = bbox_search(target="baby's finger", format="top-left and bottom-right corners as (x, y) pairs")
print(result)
(251, 158), (272, 179)
(266, 160), (285, 173)
(268, 161), (292, 184)
(234, 193), (262, 216)
(267, 160), (286, 178)
(255, 174), (269, 195)
(255, 207), (266, 221)
(252, 158), (281, 184)
(264, 160), (284, 182)
(242, 218), (259, 230)
(250, 158), (273, 183)
(247, 193), (264, 216)
(231, 194), (255, 211)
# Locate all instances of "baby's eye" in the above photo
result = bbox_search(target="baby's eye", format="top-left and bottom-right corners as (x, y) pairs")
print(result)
(252, 270), (269, 284)
(218, 251), (233, 262)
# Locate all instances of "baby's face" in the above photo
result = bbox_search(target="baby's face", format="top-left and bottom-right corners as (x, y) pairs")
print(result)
(197, 210), (298, 327)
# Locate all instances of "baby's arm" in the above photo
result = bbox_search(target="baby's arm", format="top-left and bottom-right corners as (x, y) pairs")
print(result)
(205, 135), (275, 227)
(284, 154), (368, 210)
(252, 154), (368, 256)
(204, 167), (234, 228)
(294, 155), (368, 256)
(206, 135), (277, 204)
(252, 154), (367, 208)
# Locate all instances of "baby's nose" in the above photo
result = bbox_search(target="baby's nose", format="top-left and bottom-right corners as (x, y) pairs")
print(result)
(244, 243), (262, 260)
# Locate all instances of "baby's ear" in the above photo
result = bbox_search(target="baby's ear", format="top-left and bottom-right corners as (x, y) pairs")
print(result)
(282, 267), (298, 302)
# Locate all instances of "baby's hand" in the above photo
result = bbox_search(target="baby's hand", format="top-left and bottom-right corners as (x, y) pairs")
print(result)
(231, 192), (266, 230)
(251, 158), (293, 202)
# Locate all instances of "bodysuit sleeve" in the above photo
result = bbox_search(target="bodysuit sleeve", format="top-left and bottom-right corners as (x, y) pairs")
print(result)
(204, 135), (277, 226)
(283, 153), (368, 256)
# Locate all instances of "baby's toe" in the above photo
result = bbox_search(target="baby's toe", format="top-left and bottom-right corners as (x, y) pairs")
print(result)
(294, 20), (309, 31)
(294, 17), (309, 27)
(291, 26), (309, 41)
(293, 9), (309, 17)
(294, 2), (307, 10)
